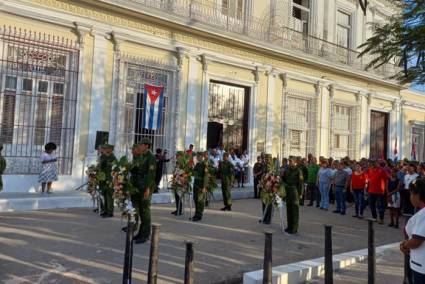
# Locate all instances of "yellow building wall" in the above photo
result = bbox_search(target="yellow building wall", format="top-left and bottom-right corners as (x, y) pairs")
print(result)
(334, 89), (357, 104)
(371, 97), (393, 112)
(0, 12), (77, 39)
(286, 79), (315, 94)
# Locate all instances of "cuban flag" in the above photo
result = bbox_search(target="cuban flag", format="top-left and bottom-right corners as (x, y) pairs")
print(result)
(143, 84), (164, 130)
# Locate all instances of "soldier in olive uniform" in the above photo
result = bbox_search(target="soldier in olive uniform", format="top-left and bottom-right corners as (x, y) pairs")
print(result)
(282, 157), (304, 234)
(0, 144), (6, 192)
(131, 138), (156, 244)
(219, 152), (235, 211)
(98, 144), (117, 218)
(192, 152), (209, 221)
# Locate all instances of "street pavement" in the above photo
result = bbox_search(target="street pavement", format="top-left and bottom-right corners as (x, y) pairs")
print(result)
(308, 246), (405, 284)
(0, 194), (406, 284)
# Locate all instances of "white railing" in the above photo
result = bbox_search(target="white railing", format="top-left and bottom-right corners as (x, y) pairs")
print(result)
(128, 0), (399, 78)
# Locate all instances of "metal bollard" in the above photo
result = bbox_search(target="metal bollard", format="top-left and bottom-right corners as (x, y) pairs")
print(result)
(148, 224), (161, 284)
(368, 220), (375, 284)
(122, 215), (135, 284)
(184, 241), (194, 284)
(263, 230), (273, 284)
(324, 225), (333, 284)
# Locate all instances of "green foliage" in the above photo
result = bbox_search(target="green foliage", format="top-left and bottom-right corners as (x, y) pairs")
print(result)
(358, 0), (425, 85)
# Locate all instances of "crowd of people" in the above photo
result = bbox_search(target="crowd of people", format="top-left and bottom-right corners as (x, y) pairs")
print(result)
(253, 153), (425, 228)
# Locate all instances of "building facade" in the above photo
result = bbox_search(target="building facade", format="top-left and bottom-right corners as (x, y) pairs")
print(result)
(0, 0), (424, 193)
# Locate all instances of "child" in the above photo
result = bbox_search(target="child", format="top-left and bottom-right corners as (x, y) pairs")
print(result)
(387, 169), (400, 228)
(400, 179), (425, 283)
(38, 142), (58, 194)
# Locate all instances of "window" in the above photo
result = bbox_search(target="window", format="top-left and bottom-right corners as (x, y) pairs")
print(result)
(221, 0), (244, 20)
(5, 76), (17, 90)
(290, 130), (302, 150)
(22, 78), (33, 92)
(292, 0), (310, 34)
(337, 10), (351, 48)
(53, 82), (64, 94)
(0, 29), (79, 174)
(38, 81), (48, 93)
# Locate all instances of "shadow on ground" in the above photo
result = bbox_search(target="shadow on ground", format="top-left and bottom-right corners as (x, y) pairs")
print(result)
(0, 198), (405, 283)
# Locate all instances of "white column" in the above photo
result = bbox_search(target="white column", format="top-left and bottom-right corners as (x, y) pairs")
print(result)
(265, 69), (276, 154)
(71, 23), (91, 181)
(247, 67), (260, 185)
(314, 82), (322, 157)
(366, 94), (372, 158)
(391, 99), (402, 160)
(280, 73), (288, 158)
(199, 55), (209, 151)
(184, 55), (199, 148)
(86, 32), (107, 159)
(328, 85), (335, 158)
(319, 84), (330, 158)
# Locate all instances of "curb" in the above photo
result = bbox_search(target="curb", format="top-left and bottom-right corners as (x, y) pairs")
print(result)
(0, 188), (254, 212)
(243, 242), (399, 284)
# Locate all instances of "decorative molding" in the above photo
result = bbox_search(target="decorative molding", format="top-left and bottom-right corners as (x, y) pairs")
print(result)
(23, 0), (402, 88)
(72, 22), (91, 45)
(200, 54), (208, 72)
(253, 67), (260, 83)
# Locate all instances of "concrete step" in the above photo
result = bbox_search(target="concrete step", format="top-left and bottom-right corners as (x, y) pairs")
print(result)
(0, 187), (254, 212)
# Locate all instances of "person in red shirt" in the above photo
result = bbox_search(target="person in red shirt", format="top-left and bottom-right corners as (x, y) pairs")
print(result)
(366, 160), (389, 224)
(351, 163), (367, 218)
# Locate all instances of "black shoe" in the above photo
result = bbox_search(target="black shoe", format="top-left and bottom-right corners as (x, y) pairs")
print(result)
(316, 204), (320, 208)
(284, 228), (294, 235)
(388, 223), (394, 227)
(192, 216), (201, 222)
(332, 210), (340, 214)
(340, 212), (346, 215)
(93, 208), (99, 213)
(352, 214), (359, 218)
(122, 226), (128, 232)
(171, 211), (177, 215)
(103, 214), (113, 218)
(220, 207), (227, 211)
(226, 206), (232, 211)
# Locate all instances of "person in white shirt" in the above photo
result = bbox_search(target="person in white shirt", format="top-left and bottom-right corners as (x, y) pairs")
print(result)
(400, 179), (425, 283)
(404, 163), (420, 215)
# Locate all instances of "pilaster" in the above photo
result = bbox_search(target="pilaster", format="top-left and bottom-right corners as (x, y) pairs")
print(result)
(184, 53), (200, 149)
(265, 68), (276, 154)
(199, 54), (209, 151)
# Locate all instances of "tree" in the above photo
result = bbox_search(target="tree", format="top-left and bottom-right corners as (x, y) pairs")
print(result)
(358, 0), (425, 85)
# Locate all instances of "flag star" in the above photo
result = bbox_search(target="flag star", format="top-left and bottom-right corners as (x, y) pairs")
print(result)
(152, 90), (157, 95)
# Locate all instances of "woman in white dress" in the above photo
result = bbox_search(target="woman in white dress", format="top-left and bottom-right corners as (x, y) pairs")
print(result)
(38, 142), (58, 194)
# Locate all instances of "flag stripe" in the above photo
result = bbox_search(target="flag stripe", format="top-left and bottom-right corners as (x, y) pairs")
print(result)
(142, 84), (164, 131)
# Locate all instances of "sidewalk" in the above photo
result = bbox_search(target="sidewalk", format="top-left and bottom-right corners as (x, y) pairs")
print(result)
(307, 246), (404, 284)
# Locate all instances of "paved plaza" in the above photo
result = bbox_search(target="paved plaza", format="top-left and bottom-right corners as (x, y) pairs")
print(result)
(0, 197), (406, 284)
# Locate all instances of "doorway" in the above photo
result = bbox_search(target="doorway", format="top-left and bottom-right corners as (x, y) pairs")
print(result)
(370, 111), (389, 159)
(207, 81), (249, 152)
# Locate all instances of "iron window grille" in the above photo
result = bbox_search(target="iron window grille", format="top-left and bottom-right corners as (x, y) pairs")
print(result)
(0, 26), (79, 175)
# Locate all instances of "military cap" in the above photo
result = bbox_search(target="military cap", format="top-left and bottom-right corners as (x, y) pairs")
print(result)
(132, 143), (139, 149)
(100, 144), (114, 150)
(139, 138), (152, 145)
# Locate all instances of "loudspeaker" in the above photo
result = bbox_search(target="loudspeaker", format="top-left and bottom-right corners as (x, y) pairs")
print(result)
(95, 131), (109, 150)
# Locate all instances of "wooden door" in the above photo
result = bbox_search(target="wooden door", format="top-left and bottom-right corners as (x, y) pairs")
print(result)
(370, 111), (388, 160)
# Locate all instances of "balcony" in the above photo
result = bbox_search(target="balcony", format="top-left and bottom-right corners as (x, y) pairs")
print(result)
(126, 0), (398, 78)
